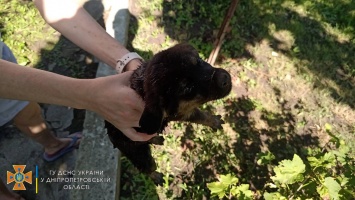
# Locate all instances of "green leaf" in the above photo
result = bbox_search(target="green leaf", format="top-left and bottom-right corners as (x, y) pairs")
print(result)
(264, 192), (287, 200)
(257, 151), (276, 165)
(263, 192), (274, 200)
(323, 152), (335, 161)
(338, 176), (349, 187)
(207, 182), (226, 199)
(317, 177), (342, 200)
(230, 184), (253, 200)
(178, 183), (187, 191)
(324, 177), (341, 200)
(322, 152), (336, 169)
(325, 123), (332, 131)
(308, 156), (322, 168)
(271, 154), (305, 185)
(317, 184), (328, 199)
(308, 152), (336, 170)
(339, 143), (350, 155)
(220, 174), (239, 187)
(332, 141), (350, 164)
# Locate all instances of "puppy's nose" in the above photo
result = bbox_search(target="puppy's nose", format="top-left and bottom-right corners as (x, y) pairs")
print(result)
(216, 70), (231, 89)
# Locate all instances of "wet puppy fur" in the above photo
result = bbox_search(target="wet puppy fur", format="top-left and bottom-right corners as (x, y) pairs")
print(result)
(105, 43), (232, 184)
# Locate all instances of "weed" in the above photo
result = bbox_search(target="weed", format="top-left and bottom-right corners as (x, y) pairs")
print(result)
(0, 0), (56, 66)
(128, 0), (355, 199)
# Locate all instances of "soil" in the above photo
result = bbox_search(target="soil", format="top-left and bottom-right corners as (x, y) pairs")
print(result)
(118, 1), (355, 199)
(5, 0), (351, 199)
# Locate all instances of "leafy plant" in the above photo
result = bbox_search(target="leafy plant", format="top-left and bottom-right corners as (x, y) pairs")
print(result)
(207, 174), (254, 199)
(124, 0), (355, 199)
(271, 154), (306, 185)
(264, 125), (355, 200)
(206, 125), (355, 200)
(257, 151), (275, 165)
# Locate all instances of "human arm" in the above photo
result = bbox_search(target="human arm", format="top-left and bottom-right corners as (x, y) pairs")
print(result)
(33, 0), (141, 71)
(30, 0), (152, 140)
(0, 59), (152, 141)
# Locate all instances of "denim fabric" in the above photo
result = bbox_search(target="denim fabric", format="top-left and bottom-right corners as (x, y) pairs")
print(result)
(0, 41), (29, 126)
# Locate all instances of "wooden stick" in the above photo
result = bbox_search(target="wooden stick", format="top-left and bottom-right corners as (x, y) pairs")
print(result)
(207, 0), (239, 65)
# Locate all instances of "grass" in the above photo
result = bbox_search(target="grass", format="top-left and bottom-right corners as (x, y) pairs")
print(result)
(125, 0), (355, 199)
(1, 0), (354, 199)
(0, 0), (93, 78)
(0, 0), (58, 66)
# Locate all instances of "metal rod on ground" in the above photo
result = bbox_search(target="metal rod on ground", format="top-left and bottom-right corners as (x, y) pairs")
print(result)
(207, 0), (239, 66)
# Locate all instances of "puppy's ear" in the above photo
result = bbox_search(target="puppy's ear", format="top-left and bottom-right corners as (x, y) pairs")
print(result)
(139, 106), (163, 134)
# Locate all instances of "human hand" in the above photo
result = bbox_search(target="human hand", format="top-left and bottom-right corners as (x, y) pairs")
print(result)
(86, 71), (155, 141)
(122, 58), (143, 72)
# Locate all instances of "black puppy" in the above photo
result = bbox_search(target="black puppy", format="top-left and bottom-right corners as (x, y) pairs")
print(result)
(105, 43), (232, 184)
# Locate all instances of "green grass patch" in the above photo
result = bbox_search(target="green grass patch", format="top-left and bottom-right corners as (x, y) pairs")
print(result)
(0, 0), (94, 78)
(126, 0), (355, 199)
(0, 0), (58, 66)
(2, 0), (353, 199)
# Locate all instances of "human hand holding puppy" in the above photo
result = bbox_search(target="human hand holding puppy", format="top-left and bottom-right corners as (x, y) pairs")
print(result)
(105, 44), (232, 185)
(33, 0), (154, 141)
(87, 71), (155, 141)
(1, 0), (155, 141)
(0, 59), (154, 141)
(0, 1), (152, 199)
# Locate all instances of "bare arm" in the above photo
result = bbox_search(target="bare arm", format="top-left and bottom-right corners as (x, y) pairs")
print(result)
(12, 0), (153, 140)
(0, 59), (85, 108)
(0, 60), (153, 140)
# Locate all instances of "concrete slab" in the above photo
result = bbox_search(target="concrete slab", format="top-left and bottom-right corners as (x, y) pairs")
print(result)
(69, 111), (120, 200)
(0, 118), (78, 200)
(70, 0), (130, 199)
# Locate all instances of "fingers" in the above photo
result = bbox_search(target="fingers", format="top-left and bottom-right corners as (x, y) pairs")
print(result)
(134, 97), (145, 111)
(126, 89), (144, 112)
(132, 119), (140, 129)
(120, 128), (157, 141)
(114, 72), (145, 111)
(115, 71), (133, 86)
(95, 72), (152, 141)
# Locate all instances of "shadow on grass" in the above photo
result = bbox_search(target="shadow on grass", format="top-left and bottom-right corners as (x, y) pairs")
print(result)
(118, 0), (353, 198)
(226, 94), (319, 189)
(126, 11), (154, 59)
(151, 1), (352, 197)
(177, 93), (319, 199)
(159, 0), (354, 106)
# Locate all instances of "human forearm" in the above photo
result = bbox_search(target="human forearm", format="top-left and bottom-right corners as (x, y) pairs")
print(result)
(0, 59), (89, 109)
(0, 59), (154, 141)
(33, 0), (140, 70)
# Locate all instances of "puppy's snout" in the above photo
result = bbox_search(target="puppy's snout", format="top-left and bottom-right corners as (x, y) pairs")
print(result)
(215, 70), (231, 90)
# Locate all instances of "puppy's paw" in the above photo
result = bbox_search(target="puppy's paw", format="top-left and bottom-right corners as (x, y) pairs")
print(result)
(148, 136), (165, 145)
(149, 171), (165, 186)
(140, 109), (163, 134)
(210, 115), (224, 130)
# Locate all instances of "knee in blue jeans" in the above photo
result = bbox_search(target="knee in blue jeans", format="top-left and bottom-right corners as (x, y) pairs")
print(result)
(1, 42), (18, 64)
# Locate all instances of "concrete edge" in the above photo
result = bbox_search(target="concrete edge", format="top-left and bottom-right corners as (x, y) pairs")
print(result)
(71, 0), (130, 199)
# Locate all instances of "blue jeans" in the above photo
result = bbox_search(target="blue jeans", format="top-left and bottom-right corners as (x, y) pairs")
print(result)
(0, 41), (29, 126)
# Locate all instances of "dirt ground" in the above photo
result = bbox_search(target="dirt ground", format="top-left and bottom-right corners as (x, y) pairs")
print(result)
(28, 2), (354, 198)
(118, 1), (355, 199)
(3, 0), (352, 199)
